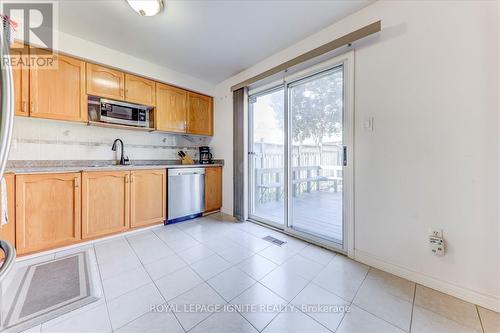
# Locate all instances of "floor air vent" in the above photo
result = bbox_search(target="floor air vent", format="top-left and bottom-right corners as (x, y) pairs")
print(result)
(262, 235), (286, 246)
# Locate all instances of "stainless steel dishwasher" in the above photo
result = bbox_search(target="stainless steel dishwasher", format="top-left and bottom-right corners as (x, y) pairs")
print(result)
(167, 168), (205, 223)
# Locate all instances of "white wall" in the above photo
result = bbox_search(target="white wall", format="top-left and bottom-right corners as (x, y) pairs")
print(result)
(11, 31), (216, 162)
(211, 0), (500, 311)
(57, 31), (215, 95)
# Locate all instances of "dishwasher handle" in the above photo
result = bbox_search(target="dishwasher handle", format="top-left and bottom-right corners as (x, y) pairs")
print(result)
(169, 168), (206, 177)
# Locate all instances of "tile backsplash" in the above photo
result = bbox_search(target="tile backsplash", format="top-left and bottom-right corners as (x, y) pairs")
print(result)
(9, 117), (211, 161)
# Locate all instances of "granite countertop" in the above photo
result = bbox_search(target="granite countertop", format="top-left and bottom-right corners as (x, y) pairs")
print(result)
(6, 160), (224, 174)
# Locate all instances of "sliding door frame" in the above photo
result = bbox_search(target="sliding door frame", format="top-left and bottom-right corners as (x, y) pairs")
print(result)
(247, 51), (355, 256)
(248, 85), (286, 229)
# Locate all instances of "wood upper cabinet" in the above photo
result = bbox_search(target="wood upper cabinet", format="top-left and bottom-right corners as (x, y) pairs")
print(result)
(130, 169), (166, 228)
(0, 174), (16, 259)
(86, 63), (125, 100)
(15, 173), (81, 255)
(11, 43), (29, 116)
(187, 92), (213, 136)
(205, 167), (222, 213)
(155, 83), (187, 133)
(30, 52), (87, 122)
(125, 74), (156, 106)
(82, 171), (130, 239)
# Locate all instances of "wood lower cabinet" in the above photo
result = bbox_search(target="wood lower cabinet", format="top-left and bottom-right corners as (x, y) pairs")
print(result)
(130, 169), (166, 228)
(86, 63), (125, 100)
(125, 74), (156, 106)
(82, 171), (130, 239)
(187, 92), (213, 136)
(0, 174), (16, 259)
(29, 52), (87, 122)
(15, 173), (81, 255)
(155, 83), (187, 133)
(205, 167), (222, 213)
(10, 166), (220, 255)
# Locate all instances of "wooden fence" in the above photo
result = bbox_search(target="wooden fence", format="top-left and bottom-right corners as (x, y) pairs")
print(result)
(253, 142), (343, 204)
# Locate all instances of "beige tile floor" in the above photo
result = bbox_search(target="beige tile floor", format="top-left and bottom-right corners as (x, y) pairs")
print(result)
(3, 213), (499, 333)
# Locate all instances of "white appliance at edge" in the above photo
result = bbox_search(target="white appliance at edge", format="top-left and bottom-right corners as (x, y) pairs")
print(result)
(0, 12), (17, 322)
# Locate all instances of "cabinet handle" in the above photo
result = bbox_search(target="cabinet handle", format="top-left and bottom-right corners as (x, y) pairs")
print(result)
(30, 101), (35, 113)
(125, 174), (129, 183)
(130, 175), (134, 183)
(74, 177), (80, 188)
(22, 101), (27, 113)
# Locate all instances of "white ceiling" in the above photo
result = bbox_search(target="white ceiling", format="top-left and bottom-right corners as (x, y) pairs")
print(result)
(58, 0), (373, 84)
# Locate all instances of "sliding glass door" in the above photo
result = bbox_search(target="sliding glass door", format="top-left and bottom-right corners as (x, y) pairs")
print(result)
(288, 67), (344, 243)
(248, 53), (352, 250)
(248, 88), (285, 227)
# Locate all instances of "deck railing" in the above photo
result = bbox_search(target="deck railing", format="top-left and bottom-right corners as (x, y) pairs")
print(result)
(253, 142), (343, 204)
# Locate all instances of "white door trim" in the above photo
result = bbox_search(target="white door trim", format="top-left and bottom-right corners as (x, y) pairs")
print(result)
(284, 50), (355, 255)
(246, 50), (355, 256)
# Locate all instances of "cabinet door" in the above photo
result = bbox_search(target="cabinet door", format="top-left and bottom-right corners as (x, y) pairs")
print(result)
(82, 171), (130, 239)
(205, 167), (222, 213)
(11, 43), (29, 116)
(187, 92), (213, 136)
(155, 83), (187, 133)
(0, 174), (16, 259)
(130, 169), (166, 228)
(86, 63), (125, 100)
(30, 52), (87, 122)
(15, 173), (81, 255)
(125, 74), (156, 106)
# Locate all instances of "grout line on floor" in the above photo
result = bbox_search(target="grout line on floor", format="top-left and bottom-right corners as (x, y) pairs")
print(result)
(408, 283), (417, 332)
(108, 234), (176, 332)
(90, 243), (115, 333)
(347, 267), (415, 332)
(330, 265), (371, 332)
(285, 278), (337, 332)
(476, 305), (485, 333)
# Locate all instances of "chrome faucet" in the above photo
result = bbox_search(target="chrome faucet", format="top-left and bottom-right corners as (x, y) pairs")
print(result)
(111, 139), (130, 165)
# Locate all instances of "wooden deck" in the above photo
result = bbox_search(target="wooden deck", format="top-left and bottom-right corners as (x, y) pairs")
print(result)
(253, 190), (343, 242)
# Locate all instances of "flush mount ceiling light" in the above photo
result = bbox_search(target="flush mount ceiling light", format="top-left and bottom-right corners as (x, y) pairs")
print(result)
(126, 0), (164, 17)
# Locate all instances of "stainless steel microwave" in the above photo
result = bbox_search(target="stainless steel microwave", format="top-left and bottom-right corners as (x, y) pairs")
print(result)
(89, 98), (151, 128)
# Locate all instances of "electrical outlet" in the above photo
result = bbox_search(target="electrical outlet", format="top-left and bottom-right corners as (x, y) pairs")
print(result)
(429, 229), (443, 238)
(429, 229), (445, 256)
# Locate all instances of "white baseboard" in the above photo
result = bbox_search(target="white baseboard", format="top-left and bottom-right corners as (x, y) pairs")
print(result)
(354, 249), (500, 313)
(221, 207), (233, 216)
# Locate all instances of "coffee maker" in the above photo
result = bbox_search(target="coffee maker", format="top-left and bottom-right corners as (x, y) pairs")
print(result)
(199, 146), (213, 164)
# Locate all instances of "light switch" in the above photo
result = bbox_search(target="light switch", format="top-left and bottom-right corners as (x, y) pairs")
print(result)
(363, 116), (374, 131)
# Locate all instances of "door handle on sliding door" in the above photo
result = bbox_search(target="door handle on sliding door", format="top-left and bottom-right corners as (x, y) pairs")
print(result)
(343, 146), (348, 167)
